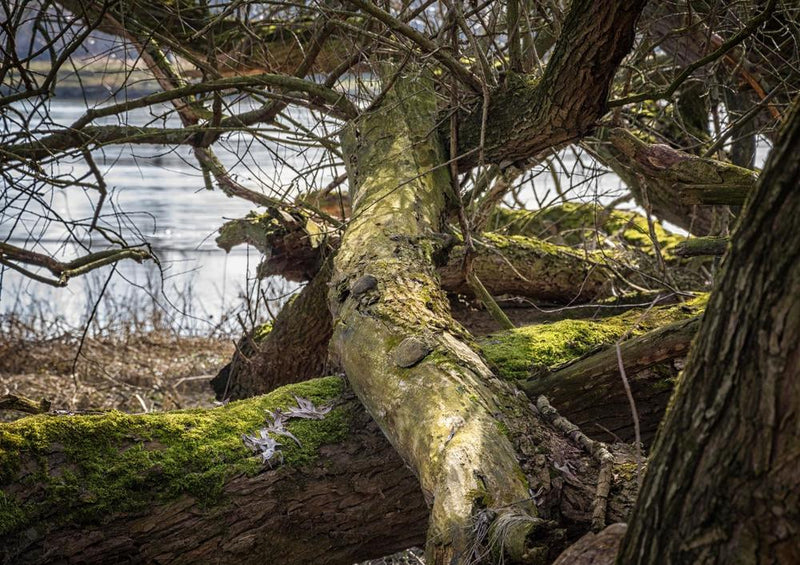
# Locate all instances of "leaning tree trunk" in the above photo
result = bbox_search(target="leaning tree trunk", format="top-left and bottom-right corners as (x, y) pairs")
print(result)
(616, 96), (800, 563)
(329, 67), (538, 562)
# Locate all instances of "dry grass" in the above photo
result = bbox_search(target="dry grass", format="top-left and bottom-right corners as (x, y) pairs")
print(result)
(0, 325), (233, 421)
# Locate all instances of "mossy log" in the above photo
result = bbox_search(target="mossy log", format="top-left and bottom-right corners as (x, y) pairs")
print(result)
(521, 317), (700, 445)
(672, 236), (729, 258)
(0, 376), (643, 565)
(331, 67), (537, 561)
(0, 378), (427, 565)
(217, 208), (611, 303)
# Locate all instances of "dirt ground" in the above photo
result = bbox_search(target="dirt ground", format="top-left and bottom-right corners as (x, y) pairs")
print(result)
(0, 329), (234, 421)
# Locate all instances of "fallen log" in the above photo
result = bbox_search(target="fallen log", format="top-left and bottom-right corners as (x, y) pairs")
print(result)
(521, 317), (700, 445)
(0, 377), (641, 565)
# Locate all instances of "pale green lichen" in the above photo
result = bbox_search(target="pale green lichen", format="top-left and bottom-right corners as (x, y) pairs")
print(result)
(480, 297), (706, 380)
(0, 376), (349, 536)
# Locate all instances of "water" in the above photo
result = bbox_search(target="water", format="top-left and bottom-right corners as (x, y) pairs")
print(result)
(1, 98), (338, 332)
(0, 98), (771, 333)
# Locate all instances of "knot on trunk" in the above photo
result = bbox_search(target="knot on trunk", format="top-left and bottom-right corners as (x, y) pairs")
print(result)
(393, 337), (432, 368)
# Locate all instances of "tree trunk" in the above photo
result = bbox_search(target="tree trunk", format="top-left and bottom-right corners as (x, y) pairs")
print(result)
(327, 65), (650, 563)
(330, 66), (540, 562)
(617, 96), (800, 564)
(211, 259), (335, 401)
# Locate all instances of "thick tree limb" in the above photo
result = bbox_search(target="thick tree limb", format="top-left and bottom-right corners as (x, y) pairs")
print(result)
(454, 0), (648, 169)
(0, 380), (428, 565)
(672, 237), (728, 258)
(593, 128), (757, 235)
(522, 317), (699, 445)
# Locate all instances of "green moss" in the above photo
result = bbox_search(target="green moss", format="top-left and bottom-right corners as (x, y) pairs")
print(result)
(480, 297), (706, 380)
(0, 492), (25, 536)
(615, 461), (639, 482)
(485, 203), (684, 254)
(495, 420), (511, 438)
(0, 377), (349, 536)
(253, 321), (273, 342)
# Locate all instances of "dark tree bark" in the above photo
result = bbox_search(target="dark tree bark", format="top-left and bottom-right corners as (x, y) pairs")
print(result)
(211, 259), (335, 401)
(455, 0), (647, 169)
(0, 383), (428, 565)
(617, 96), (800, 564)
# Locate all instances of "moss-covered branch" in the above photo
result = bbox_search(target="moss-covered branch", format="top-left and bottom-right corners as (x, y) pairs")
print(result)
(0, 378), (428, 565)
(519, 316), (700, 445)
(592, 128), (757, 235)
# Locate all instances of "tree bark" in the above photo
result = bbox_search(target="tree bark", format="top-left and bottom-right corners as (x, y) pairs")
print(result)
(454, 0), (648, 169)
(0, 380), (427, 565)
(593, 128), (756, 235)
(330, 67), (539, 562)
(210, 259), (335, 401)
(327, 65), (650, 563)
(617, 96), (800, 564)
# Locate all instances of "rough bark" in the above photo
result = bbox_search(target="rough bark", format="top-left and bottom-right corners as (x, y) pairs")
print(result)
(617, 96), (800, 564)
(0, 380), (427, 565)
(522, 317), (698, 446)
(210, 259), (334, 401)
(330, 67), (539, 562)
(438, 234), (610, 304)
(455, 0), (648, 169)
(672, 236), (728, 258)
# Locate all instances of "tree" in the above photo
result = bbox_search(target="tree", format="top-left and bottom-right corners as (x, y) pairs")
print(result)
(1, 1), (799, 563)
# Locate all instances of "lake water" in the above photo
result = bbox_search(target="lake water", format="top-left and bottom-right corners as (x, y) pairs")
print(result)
(0, 98), (770, 334)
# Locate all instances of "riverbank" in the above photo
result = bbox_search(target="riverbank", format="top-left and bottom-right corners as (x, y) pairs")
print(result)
(0, 323), (233, 422)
